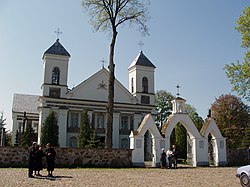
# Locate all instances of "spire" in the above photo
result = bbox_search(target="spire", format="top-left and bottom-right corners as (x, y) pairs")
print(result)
(43, 39), (71, 59)
(128, 51), (156, 69)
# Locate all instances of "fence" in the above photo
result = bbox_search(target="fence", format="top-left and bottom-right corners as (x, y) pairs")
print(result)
(0, 146), (132, 168)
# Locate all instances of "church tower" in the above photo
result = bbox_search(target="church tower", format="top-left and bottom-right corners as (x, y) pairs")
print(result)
(128, 51), (156, 105)
(41, 39), (71, 98)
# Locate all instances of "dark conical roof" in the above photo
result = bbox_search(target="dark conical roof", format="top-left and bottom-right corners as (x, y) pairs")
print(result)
(129, 51), (156, 69)
(43, 39), (71, 58)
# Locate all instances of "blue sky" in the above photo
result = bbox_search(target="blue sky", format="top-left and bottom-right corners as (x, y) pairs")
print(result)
(0, 1), (249, 131)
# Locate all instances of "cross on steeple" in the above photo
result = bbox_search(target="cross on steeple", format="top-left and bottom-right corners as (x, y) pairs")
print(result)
(138, 41), (144, 50)
(100, 58), (106, 69)
(54, 28), (62, 40)
(176, 84), (181, 97)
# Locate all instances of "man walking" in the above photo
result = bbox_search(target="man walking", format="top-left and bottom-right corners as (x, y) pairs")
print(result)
(172, 145), (178, 169)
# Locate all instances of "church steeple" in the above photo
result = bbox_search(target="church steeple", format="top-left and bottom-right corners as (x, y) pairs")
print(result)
(128, 51), (156, 105)
(128, 50), (156, 69)
(41, 39), (71, 98)
(172, 85), (187, 114)
(43, 39), (71, 59)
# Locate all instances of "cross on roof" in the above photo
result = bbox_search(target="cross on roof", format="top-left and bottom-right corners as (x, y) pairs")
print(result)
(176, 84), (181, 96)
(138, 41), (144, 50)
(54, 28), (62, 40)
(100, 58), (106, 69)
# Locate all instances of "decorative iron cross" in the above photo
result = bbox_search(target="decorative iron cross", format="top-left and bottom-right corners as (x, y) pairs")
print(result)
(100, 58), (106, 69)
(55, 28), (62, 39)
(176, 84), (180, 96)
(138, 41), (144, 50)
(97, 81), (107, 90)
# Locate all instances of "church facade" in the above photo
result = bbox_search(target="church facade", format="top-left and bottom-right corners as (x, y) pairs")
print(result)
(12, 39), (156, 148)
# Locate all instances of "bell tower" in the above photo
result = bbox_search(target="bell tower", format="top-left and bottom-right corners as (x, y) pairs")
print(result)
(128, 51), (156, 105)
(41, 38), (71, 98)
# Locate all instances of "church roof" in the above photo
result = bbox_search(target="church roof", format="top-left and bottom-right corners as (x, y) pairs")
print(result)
(43, 39), (71, 58)
(12, 93), (40, 114)
(129, 51), (156, 69)
(175, 96), (186, 101)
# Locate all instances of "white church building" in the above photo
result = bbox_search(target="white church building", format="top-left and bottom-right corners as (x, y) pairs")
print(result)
(12, 39), (156, 148)
(12, 38), (228, 167)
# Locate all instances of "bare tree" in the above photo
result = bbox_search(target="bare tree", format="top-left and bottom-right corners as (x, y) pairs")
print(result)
(82, 0), (150, 148)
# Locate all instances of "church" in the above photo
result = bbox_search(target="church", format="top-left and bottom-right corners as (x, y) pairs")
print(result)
(12, 38), (156, 148)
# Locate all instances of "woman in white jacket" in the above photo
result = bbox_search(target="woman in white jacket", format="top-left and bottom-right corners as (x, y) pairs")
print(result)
(166, 147), (173, 169)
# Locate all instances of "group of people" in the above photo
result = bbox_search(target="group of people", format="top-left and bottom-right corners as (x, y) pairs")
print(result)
(28, 142), (56, 178)
(160, 145), (178, 169)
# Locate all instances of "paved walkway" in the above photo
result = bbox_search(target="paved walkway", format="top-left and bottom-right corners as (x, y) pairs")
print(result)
(0, 167), (240, 187)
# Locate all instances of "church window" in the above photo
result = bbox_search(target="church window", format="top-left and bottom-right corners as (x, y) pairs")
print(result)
(121, 138), (129, 148)
(49, 88), (61, 98)
(70, 112), (79, 127)
(142, 77), (148, 93)
(69, 136), (77, 148)
(121, 116), (128, 130)
(52, 67), (60, 85)
(131, 78), (134, 93)
(97, 113), (104, 128)
(18, 121), (23, 132)
(141, 95), (150, 104)
(32, 121), (39, 133)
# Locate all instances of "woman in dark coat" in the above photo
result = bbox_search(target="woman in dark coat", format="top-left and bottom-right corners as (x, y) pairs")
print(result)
(34, 145), (45, 176)
(45, 143), (56, 177)
(28, 142), (37, 178)
(160, 148), (167, 169)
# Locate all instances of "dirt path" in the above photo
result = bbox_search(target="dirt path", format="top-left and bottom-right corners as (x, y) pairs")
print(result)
(0, 167), (240, 187)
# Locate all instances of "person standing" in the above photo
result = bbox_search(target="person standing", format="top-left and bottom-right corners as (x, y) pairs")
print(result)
(166, 147), (173, 169)
(28, 142), (37, 178)
(34, 144), (45, 176)
(160, 148), (167, 169)
(172, 145), (178, 169)
(45, 143), (56, 177)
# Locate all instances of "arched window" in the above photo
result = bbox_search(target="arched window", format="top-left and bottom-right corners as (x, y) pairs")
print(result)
(121, 138), (129, 148)
(70, 136), (77, 148)
(142, 77), (148, 93)
(131, 78), (134, 93)
(52, 67), (60, 84)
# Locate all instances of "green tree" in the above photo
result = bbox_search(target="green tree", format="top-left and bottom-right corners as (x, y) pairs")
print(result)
(224, 7), (250, 101)
(78, 111), (92, 148)
(0, 111), (6, 131)
(174, 104), (204, 159)
(21, 121), (36, 146)
(5, 133), (12, 146)
(87, 130), (101, 148)
(82, 0), (150, 148)
(155, 90), (175, 129)
(211, 94), (250, 149)
(185, 104), (204, 132)
(41, 111), (59, 147)
(241, 121), (250, 148)
(174, 122), (186, 159)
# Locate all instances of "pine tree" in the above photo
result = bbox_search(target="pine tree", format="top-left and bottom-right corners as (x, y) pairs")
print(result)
(0, 112), (6, 132)
(87, 130), (100, 148)
(41, 111), (59, 147)
(21, 120), (36, 146)
(78, 111), (92, 148)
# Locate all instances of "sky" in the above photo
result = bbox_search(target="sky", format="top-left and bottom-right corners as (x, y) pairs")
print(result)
(0, 0), (249, 131)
